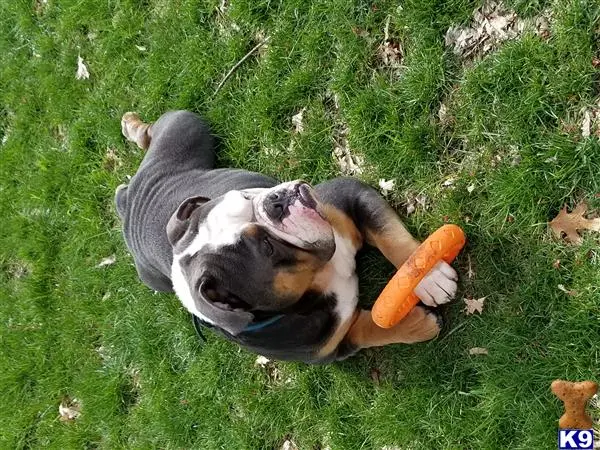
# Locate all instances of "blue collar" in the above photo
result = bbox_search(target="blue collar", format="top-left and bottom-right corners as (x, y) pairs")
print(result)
(243, 314), (285, 332)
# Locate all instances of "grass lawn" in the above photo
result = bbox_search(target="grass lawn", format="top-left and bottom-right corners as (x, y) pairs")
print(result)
(1, 0), (599, 448)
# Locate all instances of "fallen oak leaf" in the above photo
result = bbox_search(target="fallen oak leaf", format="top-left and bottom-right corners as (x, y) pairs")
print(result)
(549, 202), (600, 245)
(464, 297), (485, 315)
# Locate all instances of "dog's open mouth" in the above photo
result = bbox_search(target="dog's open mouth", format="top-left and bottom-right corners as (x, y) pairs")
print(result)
(254, 181), (333, 251)
(297, 183), (317, 209)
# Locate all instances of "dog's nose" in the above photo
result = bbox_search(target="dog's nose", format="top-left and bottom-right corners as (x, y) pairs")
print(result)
(264, 191), (290, 221)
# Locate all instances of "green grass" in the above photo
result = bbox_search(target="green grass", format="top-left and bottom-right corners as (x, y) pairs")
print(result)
(1, 0), (599, 448)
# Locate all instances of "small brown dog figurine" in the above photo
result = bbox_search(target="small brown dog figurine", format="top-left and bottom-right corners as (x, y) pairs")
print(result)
(551, 379), (598, 429)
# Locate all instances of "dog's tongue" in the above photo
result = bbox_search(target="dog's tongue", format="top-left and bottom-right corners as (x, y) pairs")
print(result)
(284, 201), (331, 237)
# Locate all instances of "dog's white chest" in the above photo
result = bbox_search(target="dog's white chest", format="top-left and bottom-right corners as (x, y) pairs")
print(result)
(315, 231), (359, 322)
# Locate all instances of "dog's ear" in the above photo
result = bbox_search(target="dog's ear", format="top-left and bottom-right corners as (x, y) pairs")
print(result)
(196, 275), (254, 335)
(167, 196), (211, 247)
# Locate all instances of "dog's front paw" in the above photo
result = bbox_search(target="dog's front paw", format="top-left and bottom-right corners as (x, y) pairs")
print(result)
(121, 112), (141, 142)
(413, 261), (458, 307)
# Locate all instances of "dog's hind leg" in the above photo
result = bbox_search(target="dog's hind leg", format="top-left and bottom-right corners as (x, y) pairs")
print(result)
(124, 110), (216, 170)
(121, 112), (153, 150)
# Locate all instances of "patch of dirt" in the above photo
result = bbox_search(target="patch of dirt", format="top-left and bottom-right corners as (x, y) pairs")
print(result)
(5, 259), (31, 280)
(34, 0), (48, 15)
(445, 1), (552, 62)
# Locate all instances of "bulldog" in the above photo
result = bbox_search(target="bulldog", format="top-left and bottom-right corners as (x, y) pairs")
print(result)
(115, 110), (458, 363)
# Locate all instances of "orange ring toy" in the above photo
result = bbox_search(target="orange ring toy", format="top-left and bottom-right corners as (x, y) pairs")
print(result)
(371, 224), (466, 328)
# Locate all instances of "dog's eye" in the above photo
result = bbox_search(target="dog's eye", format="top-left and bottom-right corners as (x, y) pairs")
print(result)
(262, 237), (274, 256)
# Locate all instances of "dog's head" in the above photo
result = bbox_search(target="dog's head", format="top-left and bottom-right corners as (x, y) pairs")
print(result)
(167, 181), (336, 335)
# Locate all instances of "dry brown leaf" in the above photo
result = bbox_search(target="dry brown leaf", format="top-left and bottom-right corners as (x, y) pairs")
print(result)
(438, 102), (451, 126)
(557, 284), (577, 297)
(469, 347), (489, 355)
(281, 440), (298, 450)
(255, 355), (283, 384)
(464, 297), (485, 315)
(332, 129), (364, 176)
(254, 355), (270, 367)
(552, 259), (561, 269)
(103, 147), (122, 171)
(370, 367), (381, 385)
(377, 40), (403, 69)
(59, 397), (81, 422)
(96, 254), (116, 268)
(76, 55), (90, 80)
(378, 179), (395, 196)
(291, 108), (306, 134)
(549, 202), (600, 245)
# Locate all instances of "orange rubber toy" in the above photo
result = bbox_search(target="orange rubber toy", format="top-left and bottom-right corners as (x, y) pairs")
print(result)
(372, 224), (466, 328)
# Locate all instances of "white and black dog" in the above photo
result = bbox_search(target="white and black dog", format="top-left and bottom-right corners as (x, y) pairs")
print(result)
(115, 110), (458, 363)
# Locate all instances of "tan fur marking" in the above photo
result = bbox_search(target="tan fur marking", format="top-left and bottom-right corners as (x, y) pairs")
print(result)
(317, 309), (360, 357)
(272, 263), (317, 298)
(366, 210), (419, 268)
(320, 204), (362, 249)
(346, 307), (440, 348)
(242, 224), (260, 237)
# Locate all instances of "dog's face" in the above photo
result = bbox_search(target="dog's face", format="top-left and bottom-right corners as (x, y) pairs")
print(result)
(168, 181), (336, 335)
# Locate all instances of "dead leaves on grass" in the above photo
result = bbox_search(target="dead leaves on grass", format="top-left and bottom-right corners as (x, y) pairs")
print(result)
(445, 1), (552, 61)
(378, 179), (395, 196)
(59, 397), (81, 422)
(280, 439), (299, 450)
(377, 16), (403, 72)
(550, 202), (600, 245)
(291, 108), (306, 134)
(254, 355), (292, 386)
(103, 147), (123, 171)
